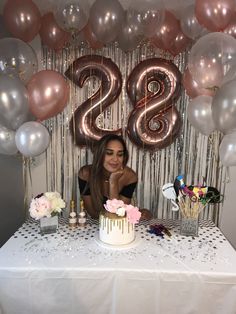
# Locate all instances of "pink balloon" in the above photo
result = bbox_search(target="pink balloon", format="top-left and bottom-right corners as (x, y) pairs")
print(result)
(3, 0), (41, 42)
(182, 68), (216, 98)
(195, 0), (235, 32)
(168, 27), (192, 56)
(83, 23), (104, 50)
(224, 13), (236, 38)
(39, 13), (71, 51)
(150, 11), (180, 52)
(27, 70), (69, 121)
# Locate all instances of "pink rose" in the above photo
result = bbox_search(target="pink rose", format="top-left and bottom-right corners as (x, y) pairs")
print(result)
(104, 199), (125, 213)
(125, 205), (141, 224)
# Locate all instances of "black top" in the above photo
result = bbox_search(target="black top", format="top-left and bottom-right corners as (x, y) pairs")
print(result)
(78, 177), (137, 199)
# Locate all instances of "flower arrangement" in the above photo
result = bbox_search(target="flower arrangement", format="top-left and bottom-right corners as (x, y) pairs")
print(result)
(104, 199), (141, 224)
(29, 192), (66, 220)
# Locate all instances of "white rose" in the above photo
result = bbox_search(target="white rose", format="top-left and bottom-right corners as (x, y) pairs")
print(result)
(116, 207), (126, 217)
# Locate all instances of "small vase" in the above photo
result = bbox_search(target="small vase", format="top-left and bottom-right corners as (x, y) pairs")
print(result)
(40, 215), (58, 235)
(180, 215), (199, 237)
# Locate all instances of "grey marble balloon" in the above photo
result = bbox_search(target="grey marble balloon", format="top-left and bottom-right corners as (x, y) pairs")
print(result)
(219, 131), (236, 166)
(0, 75), (30, 130)
(15, 122), (50, 157)
(0, 38), (38, 84)
(0, 124), (18, 155)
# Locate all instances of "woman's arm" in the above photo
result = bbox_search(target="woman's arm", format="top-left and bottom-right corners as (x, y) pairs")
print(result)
(109, 167), (138, 204)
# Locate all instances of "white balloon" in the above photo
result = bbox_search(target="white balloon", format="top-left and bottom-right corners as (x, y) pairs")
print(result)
(15, 122), (50, 157)
(219, 131), (236, 166)
(187, 95), (215, 135)
(0, 75), (30, 130)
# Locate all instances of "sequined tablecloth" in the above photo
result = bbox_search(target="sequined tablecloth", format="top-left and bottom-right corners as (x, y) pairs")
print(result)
(0, 218), (236, 314)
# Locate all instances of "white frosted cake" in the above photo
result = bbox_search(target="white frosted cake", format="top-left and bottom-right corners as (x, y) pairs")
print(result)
(99, 212), (135, 245)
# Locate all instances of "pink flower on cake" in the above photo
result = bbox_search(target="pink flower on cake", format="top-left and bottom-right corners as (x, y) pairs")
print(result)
(104, 199), (126, 214)
(125, 204), (141, 224)
(104, 199), (141, 223)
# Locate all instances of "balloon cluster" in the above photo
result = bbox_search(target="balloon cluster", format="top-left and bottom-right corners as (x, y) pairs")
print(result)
(1, 0), (236, 164)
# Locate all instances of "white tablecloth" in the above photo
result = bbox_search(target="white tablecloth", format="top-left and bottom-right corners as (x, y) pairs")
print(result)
(0, 218), (236, 314)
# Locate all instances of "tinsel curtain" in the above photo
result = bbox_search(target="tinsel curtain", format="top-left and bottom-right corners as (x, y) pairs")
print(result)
(29, 43), (226, 225)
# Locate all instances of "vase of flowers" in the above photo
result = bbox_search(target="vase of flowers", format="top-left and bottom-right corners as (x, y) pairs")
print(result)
(29, 192), (66, 235)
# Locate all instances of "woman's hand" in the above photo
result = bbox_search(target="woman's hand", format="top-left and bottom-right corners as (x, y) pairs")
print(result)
(109, 168), (124, 184)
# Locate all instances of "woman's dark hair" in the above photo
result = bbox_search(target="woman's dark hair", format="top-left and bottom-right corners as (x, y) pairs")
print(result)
(90, 134), (129, 214)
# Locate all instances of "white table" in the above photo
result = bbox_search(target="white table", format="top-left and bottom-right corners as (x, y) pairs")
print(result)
(0, 218), (236, 314)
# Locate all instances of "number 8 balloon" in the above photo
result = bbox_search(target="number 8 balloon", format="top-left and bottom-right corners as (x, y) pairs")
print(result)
(126, 58), (182, 150)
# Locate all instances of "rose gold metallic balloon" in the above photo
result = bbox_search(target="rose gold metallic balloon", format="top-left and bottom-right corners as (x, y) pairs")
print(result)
(3, 0), (41, 42)
(126, 58), (181, 150)
(39, 13), (71, 51)
(65, 55), (122, 147)
(27, 70), (69, 121)
(150, 11), (179, 52)
(168, 27), (192, 56)
(83, 23), (104, 50)
(195, 0), (235, 32)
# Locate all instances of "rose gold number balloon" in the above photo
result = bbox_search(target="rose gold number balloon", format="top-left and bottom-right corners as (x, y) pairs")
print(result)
(126, 58), (181, 150)
(65, 55), (122, 146)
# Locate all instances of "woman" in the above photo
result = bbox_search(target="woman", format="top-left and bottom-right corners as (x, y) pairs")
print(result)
(78, 134), (151, 219)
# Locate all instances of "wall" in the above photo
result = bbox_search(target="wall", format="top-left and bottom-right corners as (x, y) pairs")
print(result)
(220, 167), (236, 249)
(0, 155), (25, 247)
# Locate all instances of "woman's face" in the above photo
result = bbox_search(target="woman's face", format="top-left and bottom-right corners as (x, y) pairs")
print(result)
(103, 140), (125, 173)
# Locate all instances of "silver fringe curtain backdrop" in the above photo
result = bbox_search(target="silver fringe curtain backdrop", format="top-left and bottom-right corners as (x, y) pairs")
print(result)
(30, 43), (226, 225)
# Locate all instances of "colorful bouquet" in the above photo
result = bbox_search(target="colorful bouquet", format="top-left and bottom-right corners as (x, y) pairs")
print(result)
(29, 192), (66, 220)
(104, 199), (141, 224)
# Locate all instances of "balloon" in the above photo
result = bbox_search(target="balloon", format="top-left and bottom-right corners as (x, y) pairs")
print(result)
(54, 0), (88, 33)
(212, 80), (236, 134)
(126, 58), (182, 150)
(65, 55), (122, 146)
(131, 0), (164, 38)
(0, 38), (38, 84)
(15, 121), (50, 157)
(0, 124), (18, 155)
(219, 131), (236, 166)
(33, 0), (55, 15)
(0, 75), (30, 130)
(187, 95), (215, 136)
(117, 10), (144, 52)
(188, 32), (236, 89)
(168, 27), (191, 56)
(83, 23), (104, 50)
(195, 0), (235, 32)
(180, 4), (207, 40)
(224, 13), (236, 39)
(182, 68), (216, 98)
(39, 13), (71, 51)
(150, 11), (180, 52)
(3, 0), (41, 42)
(27, 70), (69, 121)
(90, 0), (125, 44)
(0, 15), (12, 39)
(221, 64), (236, 85)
